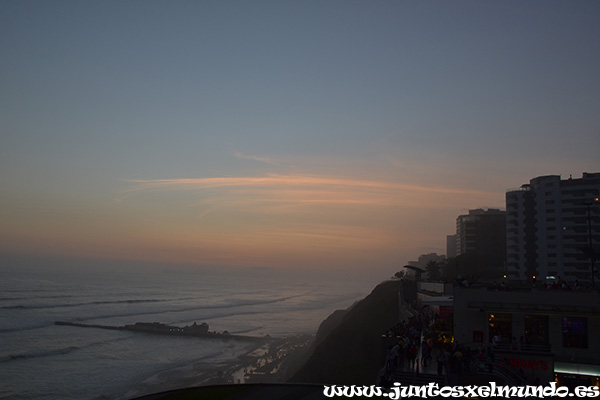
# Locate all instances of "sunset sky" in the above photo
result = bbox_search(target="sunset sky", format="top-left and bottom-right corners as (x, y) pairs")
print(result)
(1, 1), (599, 274)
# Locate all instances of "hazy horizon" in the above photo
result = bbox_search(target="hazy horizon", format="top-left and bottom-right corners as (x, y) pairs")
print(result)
(2, 1), (599, 274)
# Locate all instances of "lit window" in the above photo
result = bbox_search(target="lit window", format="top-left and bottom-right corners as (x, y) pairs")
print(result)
(562, 317), (587, 348)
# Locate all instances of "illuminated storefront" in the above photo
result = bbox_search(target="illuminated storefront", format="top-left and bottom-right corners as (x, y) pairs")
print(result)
(453, 286), (600, 386)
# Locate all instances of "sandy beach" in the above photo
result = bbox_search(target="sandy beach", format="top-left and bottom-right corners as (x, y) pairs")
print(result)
(121, 334), (314, 399)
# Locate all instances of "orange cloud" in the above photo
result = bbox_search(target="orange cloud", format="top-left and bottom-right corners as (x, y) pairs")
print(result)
(118, 173), (502, 264)
(1, 172), (503, 270)
(122, 174), (495, 203)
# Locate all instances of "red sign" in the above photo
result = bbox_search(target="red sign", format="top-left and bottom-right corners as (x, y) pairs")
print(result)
(509, 358), (549, 370)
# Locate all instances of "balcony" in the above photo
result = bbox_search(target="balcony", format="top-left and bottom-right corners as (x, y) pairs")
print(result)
(507, 185), (531, 193)
(494, 342), (552, 354)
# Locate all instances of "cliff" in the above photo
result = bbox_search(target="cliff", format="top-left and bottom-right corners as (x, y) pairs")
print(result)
(288, 280), (400, 385)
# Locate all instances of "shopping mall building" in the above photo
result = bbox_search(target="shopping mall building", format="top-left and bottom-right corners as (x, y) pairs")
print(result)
(453, 285), (600, 387)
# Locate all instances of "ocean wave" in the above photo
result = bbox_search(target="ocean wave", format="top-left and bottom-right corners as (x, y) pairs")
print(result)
(0, 323), (51, 334)
(0, 294), (76, 302)
(223, 326), (264, 335)
(0, 299), (291, 336)
(0, 297), (194, 310)
(2, 346), (80, 362)
(78, 294), (304, 323)
(1, 336), (131, 363)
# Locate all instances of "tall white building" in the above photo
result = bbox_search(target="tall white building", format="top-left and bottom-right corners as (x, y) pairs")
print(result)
(506, 173), (600, 282)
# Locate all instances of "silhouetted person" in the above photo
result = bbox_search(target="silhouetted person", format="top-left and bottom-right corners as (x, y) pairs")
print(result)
(486, 348), (495, 373)
(436, 349), (445, 376)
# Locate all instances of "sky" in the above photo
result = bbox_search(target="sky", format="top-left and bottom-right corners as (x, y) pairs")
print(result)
(1, 0), (599, 275)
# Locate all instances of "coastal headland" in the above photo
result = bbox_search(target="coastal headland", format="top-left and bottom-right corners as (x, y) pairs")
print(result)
(288, 280), (401, 385)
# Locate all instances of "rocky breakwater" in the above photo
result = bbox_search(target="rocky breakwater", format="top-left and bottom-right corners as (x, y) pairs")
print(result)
(54, 320), (267, 342)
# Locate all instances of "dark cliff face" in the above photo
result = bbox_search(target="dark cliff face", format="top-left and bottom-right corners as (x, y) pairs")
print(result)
(288, 280), (400, 385)
(313, 309), (348, 349)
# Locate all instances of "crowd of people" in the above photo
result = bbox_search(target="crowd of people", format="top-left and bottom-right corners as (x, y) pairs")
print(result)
(490, 276), (590, 292)
(381, 306), (502, 385)
(381, 310), (438, 377)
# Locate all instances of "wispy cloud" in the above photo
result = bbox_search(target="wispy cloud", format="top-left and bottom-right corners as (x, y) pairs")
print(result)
(122, 173), (498, 209)
(116, 172), (503, 268)
(231, 150), (281, 166)
(123, 174), (492, 195)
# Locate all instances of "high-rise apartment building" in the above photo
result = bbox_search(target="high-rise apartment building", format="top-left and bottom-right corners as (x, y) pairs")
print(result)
(446, 235), (457, 259)
(506, 173), (600, 281)
(454, 208), (506, 273)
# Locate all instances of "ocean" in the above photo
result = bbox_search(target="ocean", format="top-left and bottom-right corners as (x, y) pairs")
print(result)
(0, 265), (378, 400)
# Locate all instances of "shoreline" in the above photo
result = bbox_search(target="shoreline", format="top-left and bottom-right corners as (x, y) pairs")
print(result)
(120, 334), (314, 399)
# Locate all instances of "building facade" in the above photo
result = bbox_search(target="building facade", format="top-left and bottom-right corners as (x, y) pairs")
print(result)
(446, 235), (457, 259)
(453, 208), (506, 275)
(506, 173), (600, 281)
(453, 285), (600, 387)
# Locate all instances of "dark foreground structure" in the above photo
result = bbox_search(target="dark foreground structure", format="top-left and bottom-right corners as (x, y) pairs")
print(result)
(131, 383), (325, 400)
